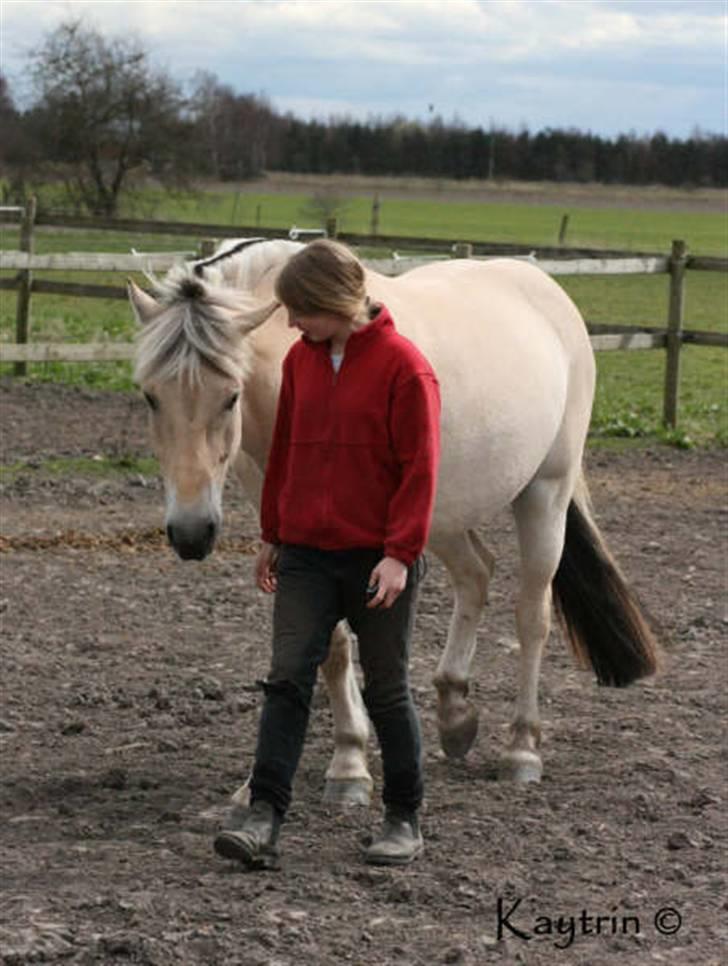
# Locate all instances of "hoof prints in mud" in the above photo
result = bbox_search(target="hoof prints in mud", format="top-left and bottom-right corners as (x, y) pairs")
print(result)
(1, 384), (726, 965)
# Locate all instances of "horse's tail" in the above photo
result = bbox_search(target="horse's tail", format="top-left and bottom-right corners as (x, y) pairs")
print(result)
(552, 476), (661, 686)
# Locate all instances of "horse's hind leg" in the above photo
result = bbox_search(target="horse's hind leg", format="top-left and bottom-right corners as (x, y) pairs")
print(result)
(501, 477), (571, 782)
(430, 530), (495, 758)
(320, 621), (373, 805)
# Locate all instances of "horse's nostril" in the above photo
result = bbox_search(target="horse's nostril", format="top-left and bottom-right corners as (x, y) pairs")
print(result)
(166, 517), (217, 561)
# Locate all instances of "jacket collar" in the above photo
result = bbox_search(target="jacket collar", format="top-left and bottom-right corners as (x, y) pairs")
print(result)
(302, 303), (395, 355)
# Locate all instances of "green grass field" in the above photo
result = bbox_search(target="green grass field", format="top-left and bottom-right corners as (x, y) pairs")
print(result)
(113, 187), (726, 256)
(1, 182), (726, 446)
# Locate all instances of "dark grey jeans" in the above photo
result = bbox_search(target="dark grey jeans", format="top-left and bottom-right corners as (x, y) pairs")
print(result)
(249, 544), (425, 818)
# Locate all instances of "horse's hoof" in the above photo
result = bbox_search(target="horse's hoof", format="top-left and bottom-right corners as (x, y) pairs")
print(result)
(439, 707), (479, 759)
(499, 750), (542, 783)
(322, 777), (373, 806)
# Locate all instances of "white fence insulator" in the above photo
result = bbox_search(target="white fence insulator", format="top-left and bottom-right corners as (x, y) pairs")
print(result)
(288, 227), (327, 241)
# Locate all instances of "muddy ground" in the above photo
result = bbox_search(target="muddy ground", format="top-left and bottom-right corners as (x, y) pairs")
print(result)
(0, 381), (726, 965)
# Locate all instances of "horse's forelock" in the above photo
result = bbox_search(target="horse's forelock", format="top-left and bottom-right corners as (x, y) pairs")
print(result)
(133, 241), (301, 387)
(178, 277), (206, 301)
(134, 269), (250, 386)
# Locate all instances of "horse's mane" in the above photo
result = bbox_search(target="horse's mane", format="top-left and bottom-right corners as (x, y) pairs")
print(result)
(134, 239), (301, 385)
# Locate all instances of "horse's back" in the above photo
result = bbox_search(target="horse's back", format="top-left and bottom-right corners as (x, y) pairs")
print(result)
(243, 247), (595, 528)
(367, 258), (595, 526)
(372, 257), (588, 351)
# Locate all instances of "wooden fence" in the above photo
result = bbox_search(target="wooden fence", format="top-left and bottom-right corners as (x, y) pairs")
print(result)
(1, 204), (726, 428)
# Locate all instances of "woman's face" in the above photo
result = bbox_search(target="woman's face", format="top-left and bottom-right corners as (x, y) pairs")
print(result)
(286, 307), (349, 344)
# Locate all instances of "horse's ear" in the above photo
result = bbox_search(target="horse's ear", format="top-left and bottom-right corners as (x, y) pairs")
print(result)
(239, 297), (280, 333)
(127, 279), (162, 326)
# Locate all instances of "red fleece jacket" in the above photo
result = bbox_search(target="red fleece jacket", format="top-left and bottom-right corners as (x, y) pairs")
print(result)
(260, 305), (440, 566)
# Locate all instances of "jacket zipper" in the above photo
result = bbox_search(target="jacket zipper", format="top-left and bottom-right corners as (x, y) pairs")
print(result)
(320, 351), (341, 541)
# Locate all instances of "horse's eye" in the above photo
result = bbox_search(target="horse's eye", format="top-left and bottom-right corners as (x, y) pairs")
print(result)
(224, 392), (240, 412)
(143, 392), (159, 412)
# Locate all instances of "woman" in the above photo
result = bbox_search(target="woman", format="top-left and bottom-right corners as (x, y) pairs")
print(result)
(214, 239), (441, 868)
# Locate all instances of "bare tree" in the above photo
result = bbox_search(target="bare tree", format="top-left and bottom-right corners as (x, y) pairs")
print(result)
(28, 19), (189, 215)
(0, 72), (40, 203)
(299, 189), (350, 229)
(0, 72), (18, 172)
(189, 72), (278, 181)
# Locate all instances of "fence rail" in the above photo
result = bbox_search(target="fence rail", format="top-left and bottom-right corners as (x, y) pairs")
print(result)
(8, 329), (723, 364)
(0, 250), (672, 277)
(1, 203), (726, 427)
(2, 210), (721, 270)
(0, 251), (193, 272)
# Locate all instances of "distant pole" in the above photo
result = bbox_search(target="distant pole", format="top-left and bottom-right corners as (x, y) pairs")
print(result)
(558, 213), (570, 245)
(325, 216), (338, 238)
(662, 239), (687, 428)
(255, 204), (261, 227)
(231, 191), (241, 225)
(14, 195), (37, 378)
(370, 194), (380, 237)
(488, 126), (496, 180)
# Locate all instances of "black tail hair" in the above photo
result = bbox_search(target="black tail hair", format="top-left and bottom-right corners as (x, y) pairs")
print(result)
(552, 490), (660, 687)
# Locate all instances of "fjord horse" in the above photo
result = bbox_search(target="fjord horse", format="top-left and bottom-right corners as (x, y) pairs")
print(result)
(128, 239), (658, 803)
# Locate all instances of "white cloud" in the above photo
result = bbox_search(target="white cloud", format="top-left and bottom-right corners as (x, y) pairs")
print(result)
(1, 0), (724, 135)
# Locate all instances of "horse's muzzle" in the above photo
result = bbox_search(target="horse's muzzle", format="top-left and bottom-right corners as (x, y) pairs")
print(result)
(166, 518), (218, 561)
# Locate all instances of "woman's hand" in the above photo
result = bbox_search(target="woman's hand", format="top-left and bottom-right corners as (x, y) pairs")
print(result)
(367, 556), (408, 609)
(256, 542), (280, 593)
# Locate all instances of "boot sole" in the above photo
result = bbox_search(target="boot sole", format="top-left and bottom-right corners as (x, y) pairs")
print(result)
(214, 831), (280, 870)
(365, 842), (424, 867)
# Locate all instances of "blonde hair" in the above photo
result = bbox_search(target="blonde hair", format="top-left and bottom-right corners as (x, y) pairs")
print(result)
(275, 239), (367, 320)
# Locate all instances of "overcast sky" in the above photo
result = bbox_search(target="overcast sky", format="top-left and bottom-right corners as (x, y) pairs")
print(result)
(1, 0), (725, 138)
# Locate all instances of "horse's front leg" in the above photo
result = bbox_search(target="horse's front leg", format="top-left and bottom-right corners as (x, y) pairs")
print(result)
(320, 621), (373, 805)
(430, 530), (494, 758)
(230, 454), (372, 803)
(230, 621), (373, 811)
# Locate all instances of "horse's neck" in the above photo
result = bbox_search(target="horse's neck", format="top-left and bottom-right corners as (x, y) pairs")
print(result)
(239, 308), (295, 470)
(217, 239), (301, 467)
(220, 240), (301, 295)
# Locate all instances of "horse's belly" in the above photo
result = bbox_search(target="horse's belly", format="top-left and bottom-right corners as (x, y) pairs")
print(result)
(432, 331), (569, 529)
(376, 257), (592, 530)
(433, 414), (561, 530)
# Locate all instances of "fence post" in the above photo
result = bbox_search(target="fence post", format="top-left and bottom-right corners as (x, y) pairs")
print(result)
(198, 238), (217, 258)
(662, 239), (687, 428)
(14, 195), (37, 377)
(453, 242), (473, 259)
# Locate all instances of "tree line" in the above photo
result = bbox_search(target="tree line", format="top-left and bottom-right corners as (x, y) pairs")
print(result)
(1, 20), (725, 217)
(274, 120), (725, 190)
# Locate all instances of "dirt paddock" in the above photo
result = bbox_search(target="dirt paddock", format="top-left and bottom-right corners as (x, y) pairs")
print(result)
(0, 382), (726, 965)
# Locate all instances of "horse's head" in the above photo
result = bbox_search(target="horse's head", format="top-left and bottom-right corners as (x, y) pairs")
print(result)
(128, 270), (277, 561)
